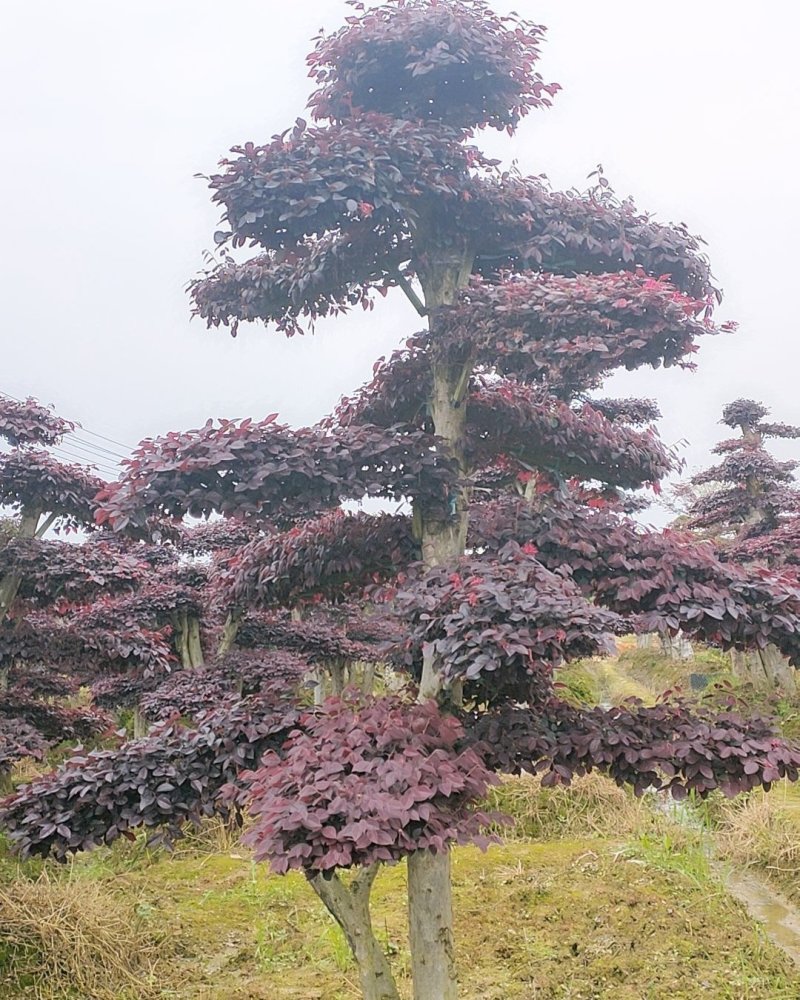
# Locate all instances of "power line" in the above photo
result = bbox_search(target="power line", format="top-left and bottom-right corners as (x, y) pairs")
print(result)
(60, 437), (126, 466)
(0, 388), (136, 453)
(51, 447), (120, 478)
(66, 433), (128, 462)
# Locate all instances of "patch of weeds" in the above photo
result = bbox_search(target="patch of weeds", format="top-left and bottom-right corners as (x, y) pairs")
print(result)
(627, 829), (712, 887)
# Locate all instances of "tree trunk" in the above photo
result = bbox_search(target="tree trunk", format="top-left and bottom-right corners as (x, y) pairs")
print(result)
(171, 610), (192, 669)
(216, 611), (241, 658)
(406, 216), (475, 1000)
(186, 614), (204, 668)
(407, 849), (458, 1000)
(309, 865), (400, 1000)
(0, 507), (41, 621)
(732, 645), (795, 691)
(132, 705), (148, 738)
(761, 644), (796, 691)
(330, 660), (346, 697)
(659, 631), (694, 661)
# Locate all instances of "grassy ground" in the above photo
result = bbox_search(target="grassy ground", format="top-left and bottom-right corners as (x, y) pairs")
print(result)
(562, 646), (800, 909)
(4, 647), (800, 998)
(2, 777), (799, 1000)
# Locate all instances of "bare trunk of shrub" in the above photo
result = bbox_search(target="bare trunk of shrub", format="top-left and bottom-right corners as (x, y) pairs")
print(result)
(309, 865), (400, 1000)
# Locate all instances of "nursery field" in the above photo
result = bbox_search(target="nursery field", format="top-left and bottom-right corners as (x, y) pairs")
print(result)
(4, 2), (800, 998)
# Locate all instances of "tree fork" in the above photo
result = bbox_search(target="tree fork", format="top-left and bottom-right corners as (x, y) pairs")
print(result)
(309, 865), (401, 1000)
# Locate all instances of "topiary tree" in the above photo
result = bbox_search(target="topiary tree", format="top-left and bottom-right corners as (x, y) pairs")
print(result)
(4, 5), (800, 1000)
(686, 399), (800, 689)
(0, 397), (104, 622)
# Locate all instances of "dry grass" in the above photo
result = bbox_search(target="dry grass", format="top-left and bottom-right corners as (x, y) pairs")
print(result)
(0, 870), (168, 999)
(489, 771), (680, 842)
(710, 785), (800, 898)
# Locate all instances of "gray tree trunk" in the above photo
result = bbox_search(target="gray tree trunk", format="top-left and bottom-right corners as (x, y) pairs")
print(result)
(216, 611), (241, 658)
(731, 644), (795, 692)
(186, 614), (204, 668)
(309, 865), (400, 1000)
(407, 849), (458, 1000)
(659, 631), (694, 661)
(132, 705), (148, 738)
(0, 507), (41, 621)
(405, 216), (475, 1000)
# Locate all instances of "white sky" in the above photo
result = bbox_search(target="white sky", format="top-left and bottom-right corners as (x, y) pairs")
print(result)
(2, 1), (799, 522)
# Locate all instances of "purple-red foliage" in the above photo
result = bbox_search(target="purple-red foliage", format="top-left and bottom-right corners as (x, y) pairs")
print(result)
(582, 398), (662, 426)
(330, 348), (674, 490)
(0, 397), (73, 448)
(0, 611), (173, 678)
(0, 538), (147, 606)
(722, 399), (769, 429)
(206, 114), (472, 253)
(237, 613), (376, 666)
(0, 451), (104, 530)
(243, 695), (500, 874)
(82, 584), (204, 633)
(467, 380), (674, 489)
(140, 650), (307, 722)
(97, 417), (454, 530)
(468, 173), (716, 299)
(471, 494), (800, 661)
(0, 718), (48, 778)
(178, 519), (259, 556)
(468, 698), (800, 799)
(0, 692), (111, 744)
(733, 520), (800, 567)
(688, 400), (800, 542)
(91, 672), (157, 711)
(433, 271), (718, 394)
(0, 694), (302, 860)
(392, 543), (618, 705)
(191, 227), (411, 337)
(8, 664), (79, 700)
(193, 180), (717, 336)
(223, 511), (418, 610)
(138, 670), (239, 723)
(307, 0), (557, 131)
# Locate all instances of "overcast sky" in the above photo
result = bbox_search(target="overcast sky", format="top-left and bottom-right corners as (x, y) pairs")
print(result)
(2, 1), (799, 520)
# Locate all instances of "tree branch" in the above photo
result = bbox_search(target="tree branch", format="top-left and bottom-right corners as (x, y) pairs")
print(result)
(34, 512), (58, 539)
(392, 269), (428, 317)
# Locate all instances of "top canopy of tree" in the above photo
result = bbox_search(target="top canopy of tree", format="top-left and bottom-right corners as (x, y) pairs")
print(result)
(721, 398), (800, 439)
(306, 0), (558, 131)
(188, 1), (717, 340)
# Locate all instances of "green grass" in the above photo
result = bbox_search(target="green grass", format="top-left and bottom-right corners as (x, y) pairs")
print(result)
(4, 648), (800, 998)
(2, 774), (799, 999)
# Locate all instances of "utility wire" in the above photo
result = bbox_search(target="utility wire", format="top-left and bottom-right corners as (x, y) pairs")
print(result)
(59, 437), (126, 467)
(51, 447), (120, 478)
(66, 434), (128, 461)
(0, 388), (135, 453)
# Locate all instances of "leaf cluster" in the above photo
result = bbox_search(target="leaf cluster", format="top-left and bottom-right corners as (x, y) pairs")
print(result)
(243, 695), (500, 874)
